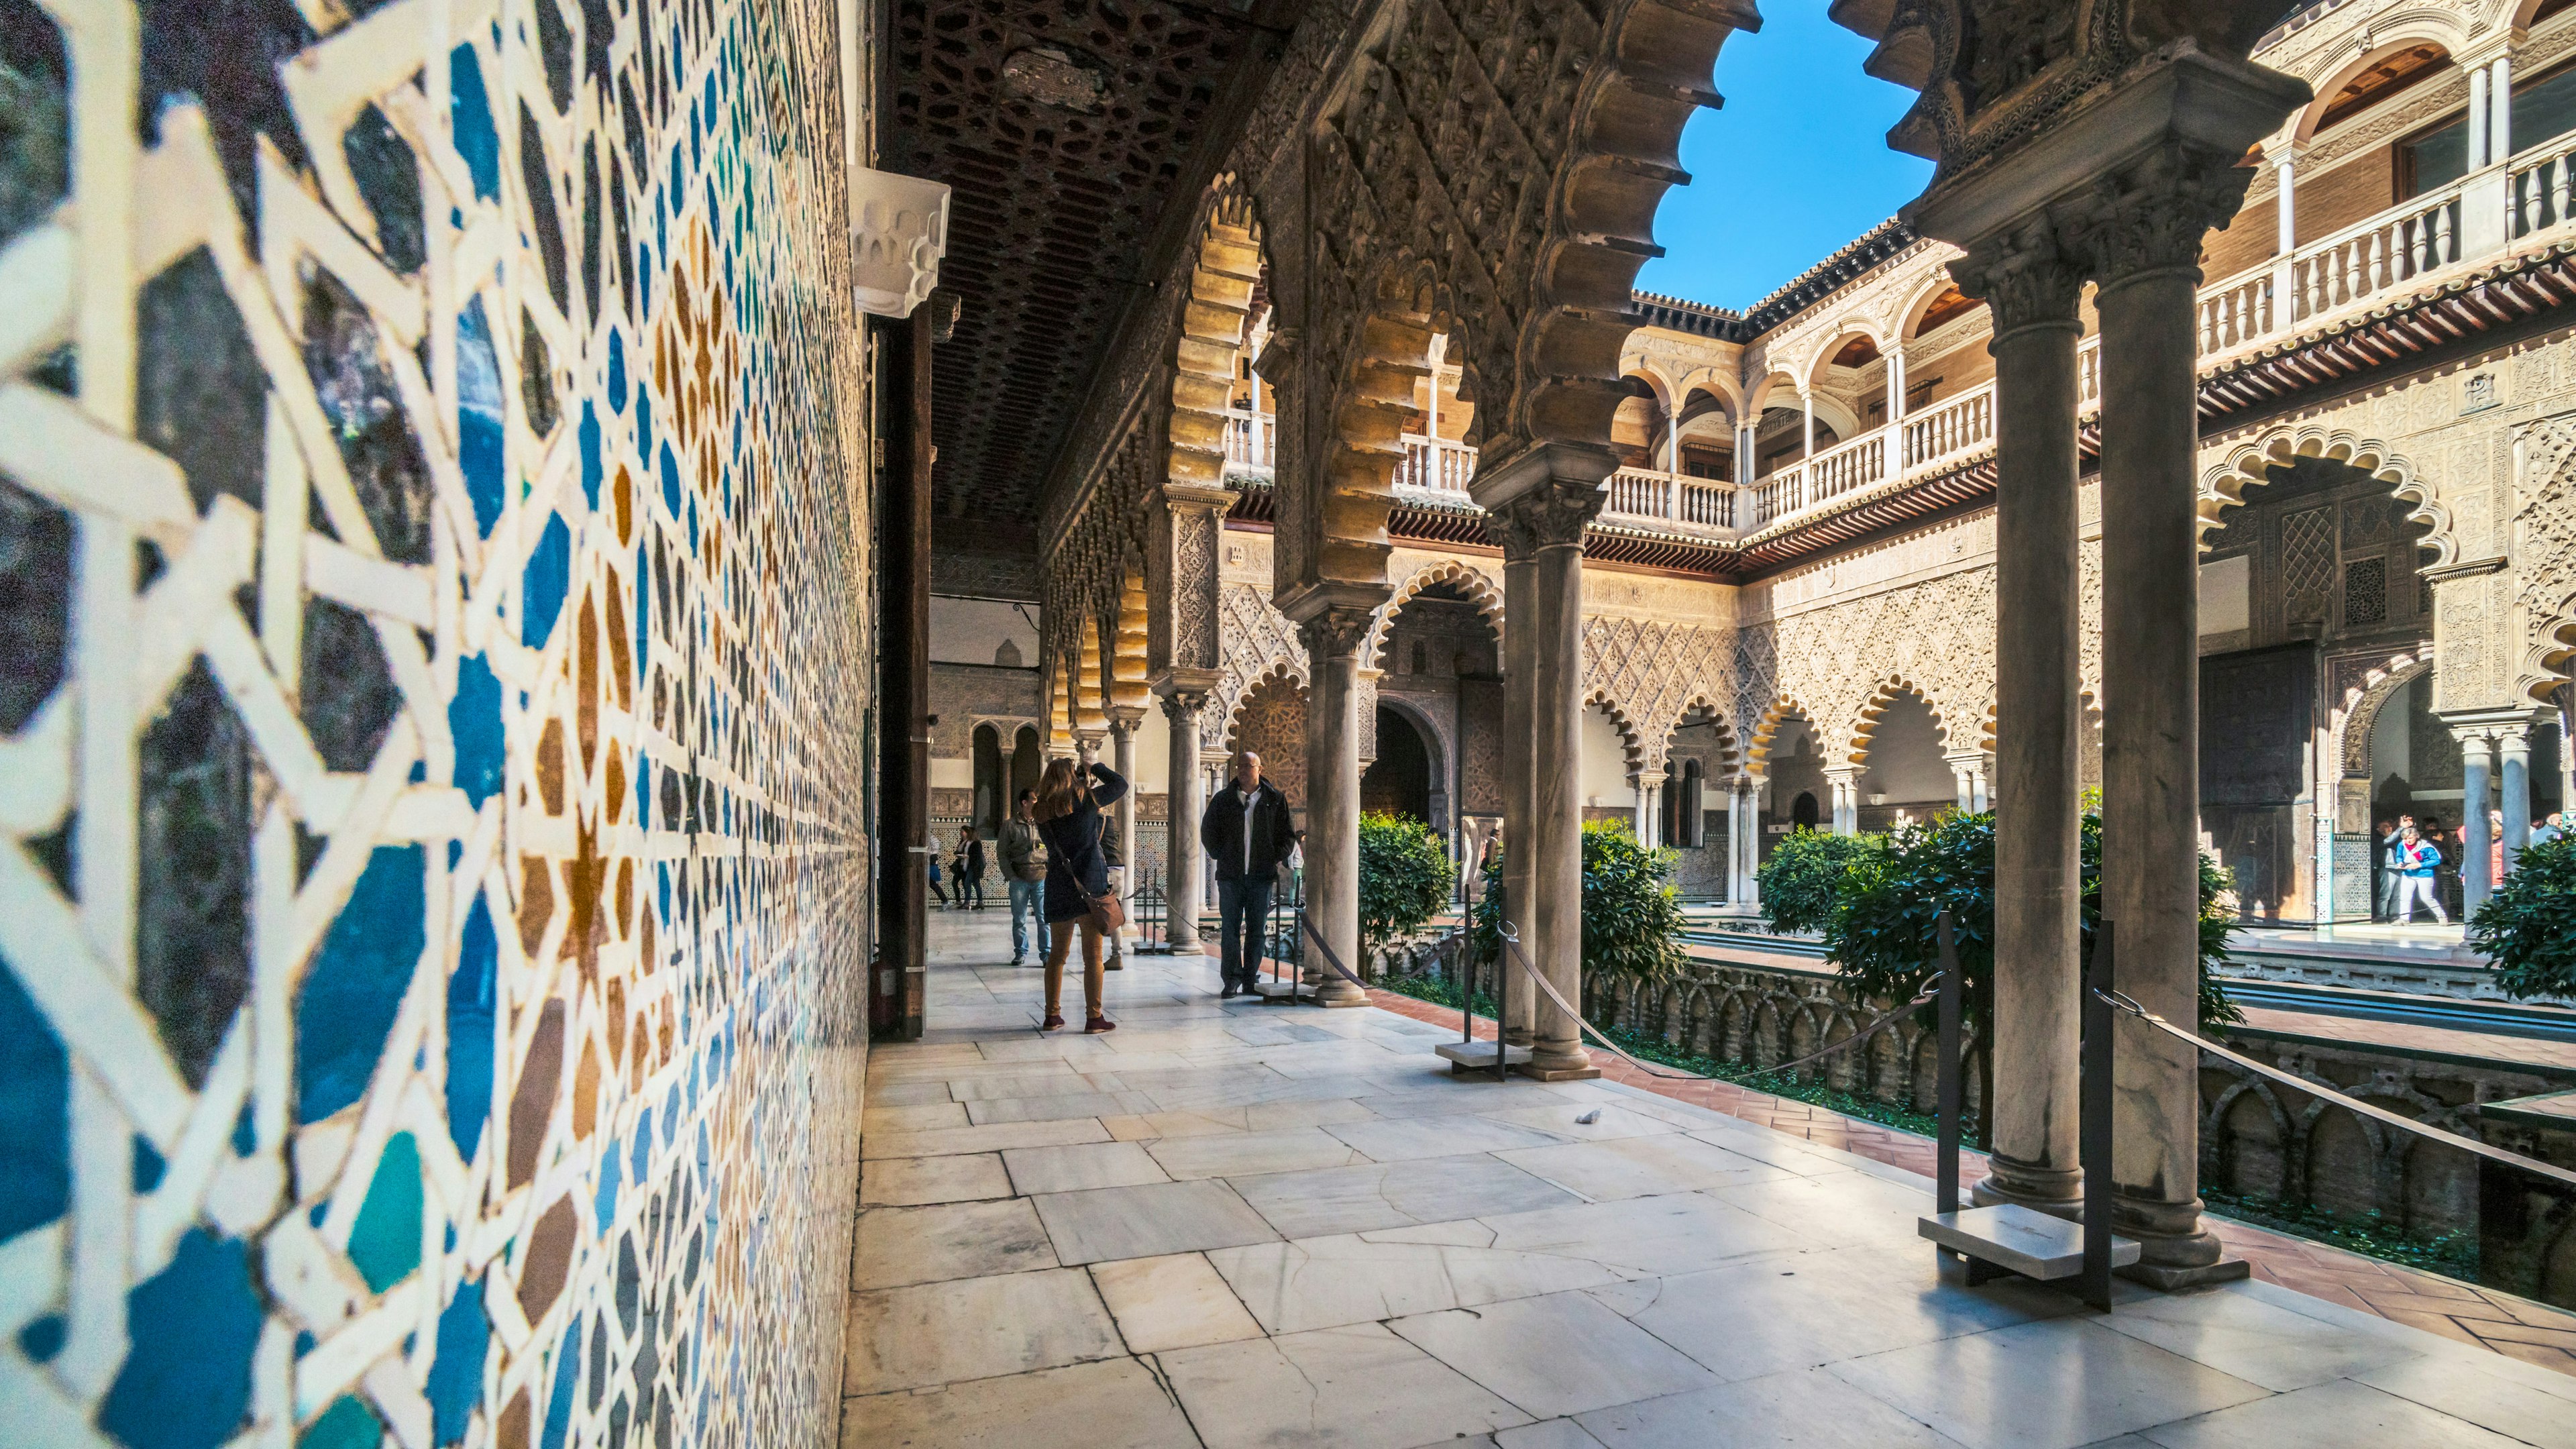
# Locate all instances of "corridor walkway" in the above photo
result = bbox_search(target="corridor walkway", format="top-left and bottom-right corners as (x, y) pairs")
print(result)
(839, 915), (2576, 1448)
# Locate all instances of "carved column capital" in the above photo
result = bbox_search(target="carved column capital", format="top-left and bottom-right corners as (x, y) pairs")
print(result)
(1157, 688), (1210, 722)
(1106, 706), (1146, 739)
(1295, 606), (1375, 663)
(1487, 484), (1600, 554)
(1947, 220), (2088, 335)
(2068, 142), (2258, 289)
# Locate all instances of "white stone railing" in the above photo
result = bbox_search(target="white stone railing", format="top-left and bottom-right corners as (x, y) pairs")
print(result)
(1600, 467), (1736, 531)
(2286, 180), (2462, 327)
(1224, 409), (1273, 470)
(1399, 432), (1475, 495)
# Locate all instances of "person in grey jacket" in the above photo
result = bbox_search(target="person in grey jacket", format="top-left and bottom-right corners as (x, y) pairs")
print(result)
(1000, 789), (1050, 964)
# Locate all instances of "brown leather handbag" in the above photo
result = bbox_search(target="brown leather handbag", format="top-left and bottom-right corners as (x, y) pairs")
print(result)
(1083, 815), (1126, 932)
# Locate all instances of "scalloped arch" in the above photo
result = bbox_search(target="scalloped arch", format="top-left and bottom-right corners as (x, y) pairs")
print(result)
(1843, 675), (1956, 767)
(1582, 688), (1650, 773)
(2199, 425), (2455, 566)
(1366, 558), (1505, 669)
(1746, 696), (1817, 771)
(1222, 661), (1310, 753)
(2333, 646), (2435, 776)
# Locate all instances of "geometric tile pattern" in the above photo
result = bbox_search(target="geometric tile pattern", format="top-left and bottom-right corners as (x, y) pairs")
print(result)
(0, 3), (869, 1446)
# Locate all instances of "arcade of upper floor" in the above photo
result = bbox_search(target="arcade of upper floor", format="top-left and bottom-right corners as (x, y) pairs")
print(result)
(1178, 0), (2576, 574)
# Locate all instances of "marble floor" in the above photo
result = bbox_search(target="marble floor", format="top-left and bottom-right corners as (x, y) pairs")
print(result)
(837, 914), (2576, 1448)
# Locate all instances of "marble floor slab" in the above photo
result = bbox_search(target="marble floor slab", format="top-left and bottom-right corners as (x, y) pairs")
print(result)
(1032, 1178), (1281, 1265)
(1825, 1318), (2271, 1449)
(1159, 1322), (1532, 1449)
(1390, 1289), (1719, 1419)
(1142, 1126), (1366, 1179)
(1087, 1252), (1265, 1352)
(1002, 1140), (1171, 1195)
(838, 1358), (1199, 1449)
(839, 914), (2559, 1449)
(1224, 1153), (1581, 1238)
(858, 1152), (1012, 1208)
(843, 1266), (1124, 1394)
(1494, 1132), (1796, 1202)
(849, 1197), (1057, 1288)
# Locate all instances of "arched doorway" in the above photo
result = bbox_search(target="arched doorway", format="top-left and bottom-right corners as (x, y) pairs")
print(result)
(1011, 725), (1042, 814)
(1362, 705), (1433, 822)
(1856, 688), (1952, 831)
(971, 724), (1004, 837)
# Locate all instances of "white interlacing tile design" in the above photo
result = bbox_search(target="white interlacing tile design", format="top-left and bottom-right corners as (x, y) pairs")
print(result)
(837, 916), (2576, 1449)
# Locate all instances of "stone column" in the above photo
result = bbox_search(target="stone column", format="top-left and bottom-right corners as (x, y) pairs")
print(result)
(1951, 228), (2089, 1214)
(2501, 719), (2534, 877)
(2085, 142), (2263, 1285)
(2459, 728), (2495, 912)
(1731, 777), (1762, 908)
(1108, 711), (1141, 962)
(1823, 766), (1863, 835)
(1159, 690), (1208, 948)
(1493, 485), (1602, 1080)
(1496, 522), (1540, 1046)
(1298, 606), (1374, 1007)
(1634, 770), (1666, 844)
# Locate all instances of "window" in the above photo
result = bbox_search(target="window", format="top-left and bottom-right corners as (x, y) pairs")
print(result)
(2513, 60), (2576, 157)
(2398, 113), (2470, 199)
(2344, 557), (2389, 627)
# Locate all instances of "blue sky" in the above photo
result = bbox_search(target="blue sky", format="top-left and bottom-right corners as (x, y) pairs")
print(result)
(1632, 1), (1937, 311)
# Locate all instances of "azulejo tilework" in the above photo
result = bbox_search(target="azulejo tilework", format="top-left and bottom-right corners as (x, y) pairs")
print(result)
(0, 1), (871, 1445)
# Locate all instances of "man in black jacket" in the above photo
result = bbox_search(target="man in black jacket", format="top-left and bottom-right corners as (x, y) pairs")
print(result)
(1200, 749), (1299, 997)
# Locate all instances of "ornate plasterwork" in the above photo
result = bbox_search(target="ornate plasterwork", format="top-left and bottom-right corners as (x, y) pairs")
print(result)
(2512, 410), (2576, 699)
(1581, 618), (1738, 773)
(1215, 582), (1306, 751)
(1739, 566), (2003, 766)
(1366, 559), (1505, 670)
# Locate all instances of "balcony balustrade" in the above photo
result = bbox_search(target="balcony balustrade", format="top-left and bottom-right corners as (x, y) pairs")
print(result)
(1205, 159), (2570, 543)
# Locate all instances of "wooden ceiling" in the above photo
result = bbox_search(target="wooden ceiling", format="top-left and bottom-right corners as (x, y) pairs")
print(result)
(887, 0), (1281, 546)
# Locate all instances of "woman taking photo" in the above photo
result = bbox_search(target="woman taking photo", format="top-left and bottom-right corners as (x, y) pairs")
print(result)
(1033, 757), (1127, 1032)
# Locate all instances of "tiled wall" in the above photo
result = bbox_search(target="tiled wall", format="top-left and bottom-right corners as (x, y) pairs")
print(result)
(0, 1), (872, 1446)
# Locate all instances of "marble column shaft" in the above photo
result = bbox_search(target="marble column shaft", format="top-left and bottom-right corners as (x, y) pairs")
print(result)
(2090, 147), (2255, 1278)
(1955, 231), (2087, 1212)
(1301, 610), (1372, 1007)
(2461, 731), (2494, 910)
(1527, 512), (1593, 1076)
(1160, 693), (1205, 947)
(1499, 537), (1539, 1046)
(2500, 725), (2532, 875)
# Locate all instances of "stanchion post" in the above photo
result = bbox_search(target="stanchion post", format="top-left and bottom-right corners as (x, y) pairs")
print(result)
(1936, 910), (1962, 1217)
(2082, 920), (2116, 1310)
(1493, 881), (1512, 1081)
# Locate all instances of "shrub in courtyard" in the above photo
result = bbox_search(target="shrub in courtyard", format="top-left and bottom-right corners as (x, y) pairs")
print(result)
(2477, 835), (2576, 1000)
(1468, 821), (1690, 987)
(1756, 828), (1873, 934)
(1824, 810), (2242, 1034)
(1358, 811), (1455, 959)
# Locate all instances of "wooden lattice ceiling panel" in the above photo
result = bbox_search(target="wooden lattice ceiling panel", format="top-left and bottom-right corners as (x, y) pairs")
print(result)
(891, 0), (1260, 539)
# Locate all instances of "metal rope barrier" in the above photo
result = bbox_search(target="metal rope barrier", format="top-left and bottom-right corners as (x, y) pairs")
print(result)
(2094, 987), (2576, 1192)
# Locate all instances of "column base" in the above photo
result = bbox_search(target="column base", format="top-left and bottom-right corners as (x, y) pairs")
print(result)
(1970, 1156), (2084, 1218)
(2117, 1258), (2251, 1290)
(1518, 1046), (1600, 1082)
(2112, 1192), (2233, 1283)
(1316, 979), (1371, 1008)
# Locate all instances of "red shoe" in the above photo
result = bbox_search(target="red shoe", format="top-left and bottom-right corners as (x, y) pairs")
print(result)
(1083, 1016), (1117, 1034)
(1040, 1014), (1066, 1032)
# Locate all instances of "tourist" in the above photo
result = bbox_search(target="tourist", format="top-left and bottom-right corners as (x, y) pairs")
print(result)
(926, 835), (948, 908)
(1035, 757), (1127, 1032)
(2391, 824), (2447, 924)
(2372, 820), (2398, 922)
(1000, 788), (1051, 964)
(1200, 749), (1299, 998)
(2536, 811), (2567, 847)
(957, 824), (987, 910)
